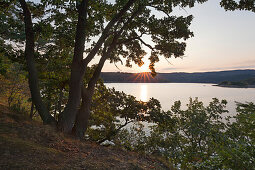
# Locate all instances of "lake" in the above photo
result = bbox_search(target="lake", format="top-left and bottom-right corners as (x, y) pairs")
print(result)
(105, 83), (255, 114)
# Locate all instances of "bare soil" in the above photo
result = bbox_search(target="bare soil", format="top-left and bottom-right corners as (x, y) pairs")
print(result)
(0, 102), (172, 170)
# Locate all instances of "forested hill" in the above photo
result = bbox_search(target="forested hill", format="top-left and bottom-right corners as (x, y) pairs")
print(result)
(100, 70), (255, 83)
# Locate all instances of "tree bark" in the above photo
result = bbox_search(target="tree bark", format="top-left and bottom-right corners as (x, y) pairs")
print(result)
(58, 88), (64, 115)
(73, 87), (93, 138)
(73, 6), (142, 138)
(73, 60), (107, 138)
(58, 0), (89, 133)
(59, 0), (136, 133)
(73, 36), (121, 138)
(19, 0), (55, 124)
(29, 101), (34, 119)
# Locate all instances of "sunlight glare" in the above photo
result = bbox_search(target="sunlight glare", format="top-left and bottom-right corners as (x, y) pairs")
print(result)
(140, 84), (148, 102)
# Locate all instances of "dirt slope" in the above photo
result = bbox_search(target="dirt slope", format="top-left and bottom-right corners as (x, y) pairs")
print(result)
(0, 103), (172, 170)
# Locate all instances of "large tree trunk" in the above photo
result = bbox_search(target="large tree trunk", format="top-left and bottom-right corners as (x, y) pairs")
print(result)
(73, 51), (108, 138)
(58, 0), (136, 133)
(73, 88), (93, 138)
(72, 6), (141, 138)
(19, 0), (55, 124)
(58, 63), (86, 132)
(58, 0), (89, 133)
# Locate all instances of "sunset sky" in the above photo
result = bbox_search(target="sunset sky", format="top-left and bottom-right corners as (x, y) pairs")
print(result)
(98, 0), (255, 73)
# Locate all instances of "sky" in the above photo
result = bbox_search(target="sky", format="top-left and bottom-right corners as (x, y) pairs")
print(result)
(99, 0), (255, 73)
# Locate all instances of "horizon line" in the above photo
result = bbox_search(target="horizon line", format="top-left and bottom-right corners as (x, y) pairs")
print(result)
(101, 69), (255, 74)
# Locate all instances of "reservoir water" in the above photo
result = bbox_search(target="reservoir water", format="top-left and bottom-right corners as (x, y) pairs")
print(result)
(105, 83), (255, 114)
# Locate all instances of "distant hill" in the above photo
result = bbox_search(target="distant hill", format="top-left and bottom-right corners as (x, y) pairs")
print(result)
(100, 70), (255, 83)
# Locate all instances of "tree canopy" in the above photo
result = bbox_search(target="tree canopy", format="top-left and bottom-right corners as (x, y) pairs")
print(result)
(1, 0), (211, 137)
(220, 0), (255, 12)
(1, 1), (255, 169)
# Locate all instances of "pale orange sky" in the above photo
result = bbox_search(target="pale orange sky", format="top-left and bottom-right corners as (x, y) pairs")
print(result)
(94, 0), (255, 73)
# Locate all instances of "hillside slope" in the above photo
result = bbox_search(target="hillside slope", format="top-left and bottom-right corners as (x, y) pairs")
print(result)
(0, 103), (171, 169)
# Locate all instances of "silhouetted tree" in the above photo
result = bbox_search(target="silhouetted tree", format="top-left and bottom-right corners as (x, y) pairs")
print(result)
(220, 0), (255, 12)
(1, 0), (208, 138)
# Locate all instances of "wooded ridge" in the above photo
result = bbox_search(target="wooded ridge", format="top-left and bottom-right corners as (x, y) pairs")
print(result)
(100, 69), (255, 83)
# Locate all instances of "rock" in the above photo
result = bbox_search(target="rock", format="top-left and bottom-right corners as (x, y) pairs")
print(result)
(100, 140), (115, 146)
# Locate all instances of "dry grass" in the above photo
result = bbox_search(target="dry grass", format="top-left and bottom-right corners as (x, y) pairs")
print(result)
(0, 103), (172, 170)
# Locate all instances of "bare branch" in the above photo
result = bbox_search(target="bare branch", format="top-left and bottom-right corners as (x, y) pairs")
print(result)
(116, 32), (144, 45)
(138, 37), (154, 50)
(83, 0), (137, 66)
(149, 5), (171, 18)
(87, 4), (143, 90)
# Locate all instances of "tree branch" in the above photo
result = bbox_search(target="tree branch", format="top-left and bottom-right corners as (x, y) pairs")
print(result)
(87, 4), (142, 91)
(73, 0), (89, 62)
(82, 0), (137, 66)
(149, 5), (171, 18)
(138, 37), (154, 50)
(116, 32), (145, 45)
(19, 0), (56, 124)
(98, 118), (133, 144)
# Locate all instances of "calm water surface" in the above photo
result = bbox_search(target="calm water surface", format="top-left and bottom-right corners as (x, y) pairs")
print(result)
(105, 83), (255, 114)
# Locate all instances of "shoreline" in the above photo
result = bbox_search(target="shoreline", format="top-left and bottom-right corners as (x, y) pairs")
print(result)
(214, 84), (255, 88)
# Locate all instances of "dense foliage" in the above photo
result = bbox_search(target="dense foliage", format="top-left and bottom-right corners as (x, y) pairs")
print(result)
(0, 42), (30, 114)
(112, 98), (255, 169)
(1, 53), (255, 168)
(220, 0), (255, 12)
(1, 0), (255, 168)
(1, 0), (211, 136)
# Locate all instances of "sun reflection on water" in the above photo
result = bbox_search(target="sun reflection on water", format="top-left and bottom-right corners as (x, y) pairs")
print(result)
(140, 84), (148, 102)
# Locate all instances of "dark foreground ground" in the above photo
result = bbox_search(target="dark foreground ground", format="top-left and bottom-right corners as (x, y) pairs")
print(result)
(0, 100), (172, 170)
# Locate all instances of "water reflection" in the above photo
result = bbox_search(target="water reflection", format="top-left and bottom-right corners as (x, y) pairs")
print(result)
(140, 84), (148, 102)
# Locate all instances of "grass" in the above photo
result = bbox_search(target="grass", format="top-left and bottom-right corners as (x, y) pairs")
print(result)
(0, 102), (172, 169)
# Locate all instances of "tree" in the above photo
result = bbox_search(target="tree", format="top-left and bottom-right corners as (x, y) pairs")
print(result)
(86, 82), (147, 143)
(220, 0), (255, 12)
(114, 99), (255, 169)
(59, 0), (208, 138)
(1, 0), (208, 138)
(0, 0), (56, 124)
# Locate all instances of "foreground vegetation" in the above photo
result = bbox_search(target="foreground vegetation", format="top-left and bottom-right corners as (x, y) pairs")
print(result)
(1, 0), (207, 136)
(1, 0), (255, 169)
(114, 99), (255, 169)
(1, 41), (255, 169)
(2, 0), (253, 138)
(1, 65), (255, 169)
(0, 101), (171, 169)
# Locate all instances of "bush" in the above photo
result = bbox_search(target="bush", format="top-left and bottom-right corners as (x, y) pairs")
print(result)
(112, 98), (255, 169)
